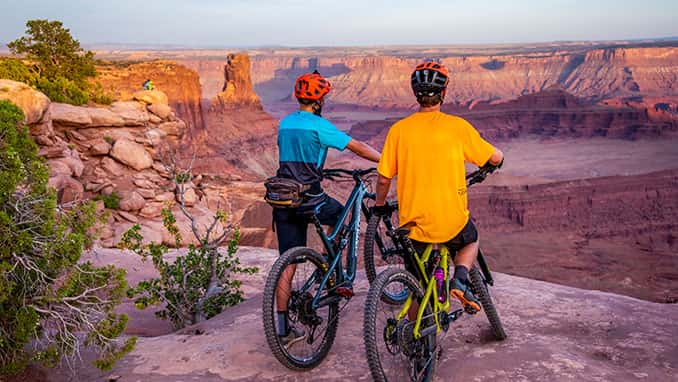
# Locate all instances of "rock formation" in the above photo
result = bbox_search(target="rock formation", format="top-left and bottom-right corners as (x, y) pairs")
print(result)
(211, 54), (261, 108)
(1, 79), (242, 248)
(95, 61), (204, 130)
(248, 46), (678, 109)
(350, 88), (678, 144)
(188, 54), (278, 179)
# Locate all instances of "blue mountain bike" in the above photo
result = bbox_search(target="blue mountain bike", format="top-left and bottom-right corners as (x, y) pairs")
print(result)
(262, 167), (377, 370)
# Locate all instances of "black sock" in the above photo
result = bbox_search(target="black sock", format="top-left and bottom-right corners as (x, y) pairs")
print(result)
(277, 311), (289, 336)
(454, 265), (469, 282)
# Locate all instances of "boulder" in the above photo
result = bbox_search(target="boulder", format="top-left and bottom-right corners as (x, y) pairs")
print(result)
(48, 160), (72, 176)
(62, 156), (85, 177)
(137, 188), (156, 199)
(177, 187), (197, 207)
(89, 139), (112, 156)
(88, 107), (125, 127)
(158, 121), (185, 136)
(110, 139), (153, 171)
(133, 90), (169, 106)
(155, 192), (175, 202)
(0, 79), (50, 124)
(149, 113), (162, 124)
(48, 175), (84, 204)
(147, 103), (172, 120)
(119, 191), (146, 211)
(133, 179), (156, 189)
(39, 145), (68, 159)
(145, 128), (167, 146)
(101, 156), (124, 176)
(51, 103), (92, 126)
(139, 202), (164, 218)
(117, 211), (139, 223)
(110, 101), (149, 126)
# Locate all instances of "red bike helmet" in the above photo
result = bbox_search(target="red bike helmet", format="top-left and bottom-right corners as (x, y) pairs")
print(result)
(294, 71), (332, 101)
(411, 62), (449, 96)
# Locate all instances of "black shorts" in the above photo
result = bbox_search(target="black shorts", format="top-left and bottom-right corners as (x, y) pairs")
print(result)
(273, 194), (343, 255)
(406, 218), (479, 275)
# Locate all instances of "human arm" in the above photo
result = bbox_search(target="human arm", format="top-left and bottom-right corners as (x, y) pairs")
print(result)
(375, 174), (392, 207)
(346, 139), (381, 163)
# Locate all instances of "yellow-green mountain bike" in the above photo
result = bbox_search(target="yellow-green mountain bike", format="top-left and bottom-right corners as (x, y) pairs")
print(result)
(363, 167), (507, 382)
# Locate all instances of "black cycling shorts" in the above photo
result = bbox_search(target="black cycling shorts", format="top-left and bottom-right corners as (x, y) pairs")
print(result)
(273, 195), (343, 255)
(406, 218), (479, 276)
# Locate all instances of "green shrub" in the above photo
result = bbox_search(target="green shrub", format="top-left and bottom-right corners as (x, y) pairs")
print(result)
(103, 135), (114, 144)
(0, 100), (133, 374)
(120, 208), (257, 329)
(0, 58), (37, 84)
(93, 192), (121, 210)
(34, 76), (89, 105)
(89, 82), (114, 105)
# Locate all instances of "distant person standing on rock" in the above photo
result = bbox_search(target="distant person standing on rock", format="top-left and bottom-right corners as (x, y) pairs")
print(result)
(268, 70), (380, 346)
(143, 79), (154, 91)
(374, 62), (504, 313)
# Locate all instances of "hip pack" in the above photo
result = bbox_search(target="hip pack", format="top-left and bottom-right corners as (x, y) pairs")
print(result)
(264, 176), (310, 208)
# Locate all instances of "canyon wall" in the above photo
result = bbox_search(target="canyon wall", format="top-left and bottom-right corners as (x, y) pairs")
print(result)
(249, 46), (678, 109)
(469, 169), (677, 238)
(350, 88), (678, 144)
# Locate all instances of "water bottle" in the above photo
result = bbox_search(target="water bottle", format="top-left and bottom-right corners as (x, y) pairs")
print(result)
(434, 267), (446, 303)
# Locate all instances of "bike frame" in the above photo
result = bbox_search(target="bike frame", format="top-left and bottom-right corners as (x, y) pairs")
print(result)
(299, 173), (374, 310)
(396, 244), (452, 339)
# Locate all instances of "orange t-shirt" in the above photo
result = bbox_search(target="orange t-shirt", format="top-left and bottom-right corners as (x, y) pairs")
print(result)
(377, 111), (496, 243)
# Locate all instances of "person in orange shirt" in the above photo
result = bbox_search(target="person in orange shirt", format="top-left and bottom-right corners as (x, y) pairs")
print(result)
(374, 62), (504, 312)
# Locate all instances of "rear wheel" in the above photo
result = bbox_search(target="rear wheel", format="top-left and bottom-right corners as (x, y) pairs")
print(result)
(364, 212), (408, 304)
(364, 268), (437, 382)
(469, 267), (507, 341)
(262, 246), (340, 370)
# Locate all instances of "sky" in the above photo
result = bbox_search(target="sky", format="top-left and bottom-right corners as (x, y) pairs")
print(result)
(1, 0), (677, 48)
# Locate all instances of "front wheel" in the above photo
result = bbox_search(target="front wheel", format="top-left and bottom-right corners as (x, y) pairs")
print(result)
(469, 267), (507, 341)
(262, 246), (339, 370)
(364, 268), (437, 382)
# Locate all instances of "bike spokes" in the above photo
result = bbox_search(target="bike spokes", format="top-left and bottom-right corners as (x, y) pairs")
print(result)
(364, 269), (436, 382)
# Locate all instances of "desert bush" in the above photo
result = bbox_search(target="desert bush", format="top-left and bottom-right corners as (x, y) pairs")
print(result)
(93, 192), (121, 210)
(0, 58), (37, 84)
(90, 82), (114, 105)
(120, 208), (257, 329)
(0, 100), (134, 374)
(119, 153), (257, 329)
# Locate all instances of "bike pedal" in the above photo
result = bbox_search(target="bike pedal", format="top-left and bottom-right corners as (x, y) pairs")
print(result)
(464, 305), (479, 315)
(335, 286), (354, 298)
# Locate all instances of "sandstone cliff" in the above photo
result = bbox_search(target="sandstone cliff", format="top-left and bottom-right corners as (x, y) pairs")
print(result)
(471, 169), (678, 303)
(0, 79), (240, 249)
(350, 88), (678, 143)
(95, 61), (205, 130)
(249, 46), (678, 109)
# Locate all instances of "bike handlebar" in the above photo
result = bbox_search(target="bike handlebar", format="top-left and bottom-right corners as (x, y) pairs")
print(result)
(323, 167), (376, 180)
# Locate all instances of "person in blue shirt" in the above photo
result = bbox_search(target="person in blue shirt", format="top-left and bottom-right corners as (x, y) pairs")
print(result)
(274, 71), (380, 346)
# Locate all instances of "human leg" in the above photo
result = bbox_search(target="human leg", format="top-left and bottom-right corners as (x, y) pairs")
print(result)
(273, 209), (308, 337)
